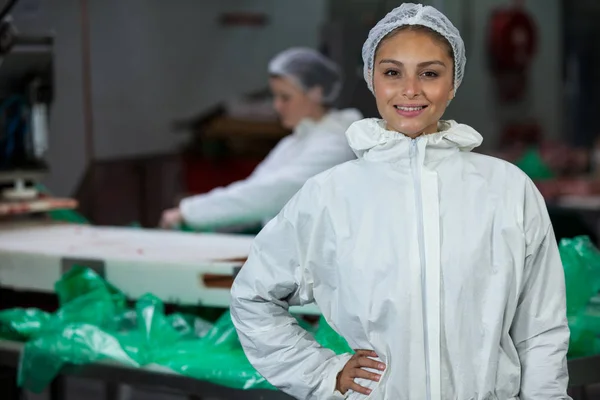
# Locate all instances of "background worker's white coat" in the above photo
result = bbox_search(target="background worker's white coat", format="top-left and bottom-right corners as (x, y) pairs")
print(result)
(230, 119), (570, 400)
(179, 109), (362, 229)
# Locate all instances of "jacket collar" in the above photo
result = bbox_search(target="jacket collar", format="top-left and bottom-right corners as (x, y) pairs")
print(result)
(345, 118), (483, 164)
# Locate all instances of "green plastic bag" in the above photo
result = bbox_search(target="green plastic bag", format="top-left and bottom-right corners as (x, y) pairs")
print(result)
(157, 343), (271, 390)
(54, 266), (125, 307)
(560, 236), (600, 317)
(200, 311), (244, 349)
(18, 323), (140, 393)
(314, 316), (353, 355)
(153, 311), (272, 390)
(130, 294), (193, 364)
(154, 312), (356, 390)
(514, 147), (555, 181)
(12, 266), (355, 393)
(14, 266), (219, 393)
(0, 309), (51, 341)
(17, 294), (199, 392)
(17, 267), (136, 391)
(560, 236), (600, 358)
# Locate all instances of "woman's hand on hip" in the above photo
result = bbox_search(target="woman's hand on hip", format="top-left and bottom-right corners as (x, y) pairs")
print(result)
(336, 350), (386, 396)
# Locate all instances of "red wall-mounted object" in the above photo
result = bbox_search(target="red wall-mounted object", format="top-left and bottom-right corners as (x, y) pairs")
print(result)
(488, 5), (538, 72)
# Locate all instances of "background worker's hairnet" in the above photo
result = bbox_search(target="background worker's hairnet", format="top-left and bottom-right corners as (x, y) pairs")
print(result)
(362, 3), (466, 95)
(268, 47), (343, 105)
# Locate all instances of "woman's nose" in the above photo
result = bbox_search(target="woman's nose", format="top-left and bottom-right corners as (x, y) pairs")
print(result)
(402, 76), (422, 98)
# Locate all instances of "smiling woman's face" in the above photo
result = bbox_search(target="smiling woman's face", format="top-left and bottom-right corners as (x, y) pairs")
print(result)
(373, 27), (455, 138)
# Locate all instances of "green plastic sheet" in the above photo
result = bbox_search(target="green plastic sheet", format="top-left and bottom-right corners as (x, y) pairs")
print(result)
(514, 147), (555, 181)
(4, 266), (218, 392)
(0, 266), (348, 393)
(560, 236), (600, 357)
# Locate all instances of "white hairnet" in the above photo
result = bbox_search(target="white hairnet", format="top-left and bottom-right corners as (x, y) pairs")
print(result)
(268, 48), (343, 105)
(362, 3), (466, 95)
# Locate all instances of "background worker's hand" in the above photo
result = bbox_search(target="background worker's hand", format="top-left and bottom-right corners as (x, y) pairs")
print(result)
(336, 350), (385, 396)
(159, 207), (183, 229)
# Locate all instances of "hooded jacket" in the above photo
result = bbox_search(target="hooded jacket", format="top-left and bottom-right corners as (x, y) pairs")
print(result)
(231, 118), (570, 400)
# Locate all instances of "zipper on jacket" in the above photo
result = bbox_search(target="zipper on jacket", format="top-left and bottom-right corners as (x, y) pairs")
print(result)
(410, 138), (431, 400)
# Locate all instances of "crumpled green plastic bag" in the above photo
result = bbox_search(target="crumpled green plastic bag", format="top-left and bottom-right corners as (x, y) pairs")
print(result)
(10, 269), (355, 393)
(126, 294), (197, 364)
(314, 316), (353, 355)
(0, 267), (124, 343)
(18, 323), (140, 393)
(17, 289), (206, 392)
(154, 313), (355, 390)
(54, 266), (125, 308)
(560, 236), (600, 317)
(514, 147), (555, 181)
(0, 309), (51, 341)
(154, 311), (272, 390)
(17, 267), (134, 391)
(10, 266), (358, 393)
(560, 237), (600, 358)
(569, 313), (600, 358)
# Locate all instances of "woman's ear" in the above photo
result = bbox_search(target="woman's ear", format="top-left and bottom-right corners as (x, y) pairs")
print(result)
(307, 86), (324, 104)
(445, 86), (455, 106)
(447, 86), (455, 102)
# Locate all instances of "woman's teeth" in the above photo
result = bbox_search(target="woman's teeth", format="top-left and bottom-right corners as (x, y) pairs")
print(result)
(396, 106), (425, 111)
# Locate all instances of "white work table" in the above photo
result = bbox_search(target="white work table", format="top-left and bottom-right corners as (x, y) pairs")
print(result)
(0, 221), (319, 314)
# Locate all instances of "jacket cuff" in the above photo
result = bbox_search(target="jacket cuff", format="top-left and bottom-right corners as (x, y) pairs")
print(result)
(320, 353), (353, 400)
(179, 195), (207, 227)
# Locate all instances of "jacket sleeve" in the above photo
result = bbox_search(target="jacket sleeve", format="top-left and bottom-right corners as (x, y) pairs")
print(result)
(230, 180), (352, 400)
(179, 132), (354, 230)
(511, 181), (571, 400)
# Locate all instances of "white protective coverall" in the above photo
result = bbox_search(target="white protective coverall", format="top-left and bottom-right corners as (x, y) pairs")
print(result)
(230, 118), (571, 400)
(180, 109), (362, 229)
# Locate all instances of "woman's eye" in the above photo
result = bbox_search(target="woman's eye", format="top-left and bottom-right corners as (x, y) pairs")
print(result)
(422, 71), (439, 78)
(384, 70), (399, 77)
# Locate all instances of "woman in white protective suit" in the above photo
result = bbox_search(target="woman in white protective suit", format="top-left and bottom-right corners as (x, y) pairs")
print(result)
(230, 3), (571, 400)
(160, 48), (362, 230)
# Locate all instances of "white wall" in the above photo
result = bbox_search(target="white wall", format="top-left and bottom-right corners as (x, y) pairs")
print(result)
(13, 0), (327, 196)
(444, 0), (563, 149)
(88, 0), (327, 160)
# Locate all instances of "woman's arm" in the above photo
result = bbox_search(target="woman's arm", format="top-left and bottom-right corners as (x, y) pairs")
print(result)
(179, 132), (354, 230)
(510, 181), (570, 399)
(230, 180), (352, 400)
